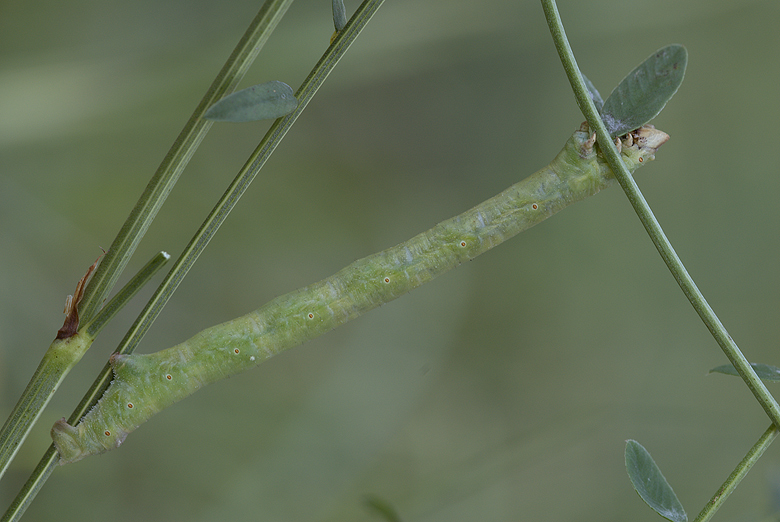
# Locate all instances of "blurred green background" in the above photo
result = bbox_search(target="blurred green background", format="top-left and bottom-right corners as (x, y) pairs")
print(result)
(2, 0), (780, 520)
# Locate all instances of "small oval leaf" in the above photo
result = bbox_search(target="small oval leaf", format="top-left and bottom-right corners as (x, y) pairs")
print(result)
(601, 44), (687, 137)
(626, 440), (687, 522)
(582, 73), (604, 113)
(204, 80), (297, 122)
(709, 362), (780, 382)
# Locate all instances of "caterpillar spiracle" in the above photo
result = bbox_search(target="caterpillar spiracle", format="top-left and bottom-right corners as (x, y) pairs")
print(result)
(51, 123), (668, 465)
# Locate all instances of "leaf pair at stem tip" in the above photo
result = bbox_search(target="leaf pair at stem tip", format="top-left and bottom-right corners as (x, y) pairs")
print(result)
(585, 44), (687, 137)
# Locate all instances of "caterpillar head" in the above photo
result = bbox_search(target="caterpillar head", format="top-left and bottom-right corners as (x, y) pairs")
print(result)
(620, 124), (669, 164)
(576, 122), (669, 169)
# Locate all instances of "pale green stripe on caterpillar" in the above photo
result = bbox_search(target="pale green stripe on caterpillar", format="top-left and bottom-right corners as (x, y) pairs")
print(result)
(51, 124), (668, 465)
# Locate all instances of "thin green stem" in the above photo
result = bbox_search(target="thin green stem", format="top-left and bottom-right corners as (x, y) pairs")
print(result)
(76, 0), (294, 325)
(106, 0), (386, 361)
(1, 2), (384, 520)
(540, 0), (780, 427)
(0, 252), (168, 482)
(0, 453), (56, 522)
(0, 335), (91, 484)
(1, 1), (291, 519)
(693, 424), (778, 522)
(84, 252), (170, 337)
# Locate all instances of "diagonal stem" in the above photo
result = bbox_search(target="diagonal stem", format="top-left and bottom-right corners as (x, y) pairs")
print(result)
(76, 0), (295, 325)
(0, 1), (293, 520)
(106, 0), (387, 360)
(540, 0), (780, 427)
(693, 424), (778, 522)
(1, 1), (385, 521)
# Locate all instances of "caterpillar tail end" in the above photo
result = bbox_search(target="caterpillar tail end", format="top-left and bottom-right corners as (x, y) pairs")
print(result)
(51, 418), (127, 465)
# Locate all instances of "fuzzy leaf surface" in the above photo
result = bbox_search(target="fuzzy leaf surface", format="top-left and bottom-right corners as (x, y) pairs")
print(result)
(601, 44), (687, 136)
(204, 80), (297, 122)
(626, 440), (687, 522)
(582, 73), (604, 113)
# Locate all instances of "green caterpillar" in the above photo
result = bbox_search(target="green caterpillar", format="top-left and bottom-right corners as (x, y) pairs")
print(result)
(51, 123), (668, 465)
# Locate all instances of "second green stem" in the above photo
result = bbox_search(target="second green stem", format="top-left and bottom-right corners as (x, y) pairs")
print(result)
(541, 0), (780, 428)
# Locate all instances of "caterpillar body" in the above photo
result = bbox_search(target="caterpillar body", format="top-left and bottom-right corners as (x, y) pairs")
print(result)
(51, 124), (668, 465)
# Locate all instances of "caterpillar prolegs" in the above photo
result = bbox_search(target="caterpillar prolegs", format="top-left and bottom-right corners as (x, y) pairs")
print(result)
(51, 124), (668, 465)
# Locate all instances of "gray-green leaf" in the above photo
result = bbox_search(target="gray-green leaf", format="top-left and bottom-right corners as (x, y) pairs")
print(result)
(204, 80), (297, 122)
(582, 73), (604, 113)
(625, 440), (687, 522)
(332, 0), (347, 32)
(709, 362), (780, 382)
(601, 44), (687, 137)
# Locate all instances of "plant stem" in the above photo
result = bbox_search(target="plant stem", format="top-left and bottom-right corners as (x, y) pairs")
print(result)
(0, 453), (56, 522)
(693, 424), (778, 522)
(107, 0), (387, 359)
(540, 0), (780, 427)
(0, 335), (92, 483)
(76, 0), (295, 325)
(0, 252), (167, 481)
(84, 252), (170, 337)
(1, 1), (385, 520)
(0, 1), (292, 519)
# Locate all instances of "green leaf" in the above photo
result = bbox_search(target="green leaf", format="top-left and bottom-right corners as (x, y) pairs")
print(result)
(601, 44), (687, 137)
(204, 80), (297, 122)
(332, 0), (347, 32)
(582, 73), (603, 113)
(625, 440), (687, 522)
(709, 362), (780, 382)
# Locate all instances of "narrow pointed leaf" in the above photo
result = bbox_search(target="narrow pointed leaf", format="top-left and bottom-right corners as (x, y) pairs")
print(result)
(626, 440), (687, 522)
(710, 362), (780, 382)
(204, 80), (297, 122)
(601, 44), (687, 137)
(582, 73), (603, 113)
(332, 0), (347, 32)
